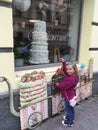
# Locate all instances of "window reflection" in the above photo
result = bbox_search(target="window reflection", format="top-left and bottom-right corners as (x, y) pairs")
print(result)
(13, 0), (81, 67)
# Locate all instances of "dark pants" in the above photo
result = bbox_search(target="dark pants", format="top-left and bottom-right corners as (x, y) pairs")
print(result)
(64, 98), (74, 124)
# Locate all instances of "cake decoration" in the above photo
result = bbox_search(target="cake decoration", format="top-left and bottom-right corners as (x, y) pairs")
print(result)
(29, 20), (49, 64)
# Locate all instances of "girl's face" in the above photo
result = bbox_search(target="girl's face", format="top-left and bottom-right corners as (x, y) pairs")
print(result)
(66, 64), (75, 75)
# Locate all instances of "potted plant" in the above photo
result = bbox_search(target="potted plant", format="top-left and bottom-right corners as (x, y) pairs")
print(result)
(14, 39), (29, 66)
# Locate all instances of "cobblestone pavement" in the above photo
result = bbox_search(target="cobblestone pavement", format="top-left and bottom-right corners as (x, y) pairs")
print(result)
(35, 97), (98, 130)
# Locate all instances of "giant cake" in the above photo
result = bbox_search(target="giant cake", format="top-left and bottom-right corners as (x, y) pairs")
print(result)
(29, 21), (49, 64)
(19, 71), (47, 107)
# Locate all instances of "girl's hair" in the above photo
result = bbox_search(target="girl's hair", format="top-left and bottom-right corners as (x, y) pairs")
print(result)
(66, 62), (79, 76)
(73, 65), (79, 76)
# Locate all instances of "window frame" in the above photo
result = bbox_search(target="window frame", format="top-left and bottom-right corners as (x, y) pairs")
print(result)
(13, 0), (83, 71)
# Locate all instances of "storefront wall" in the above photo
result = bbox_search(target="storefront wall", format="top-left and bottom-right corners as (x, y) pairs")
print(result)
(0, 1), (20, 129)
(89, 0), (98, 94)
(0, 1), (96, 90)
(14, 0), (95, 91)
(0, 0), (16, 92)
(90, 0), (98, 72)
(0, 0), (98, 129)
(79, 0), (95, 65)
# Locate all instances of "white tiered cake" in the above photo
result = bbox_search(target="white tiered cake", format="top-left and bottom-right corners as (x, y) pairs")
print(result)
(29, 21), (49, 64)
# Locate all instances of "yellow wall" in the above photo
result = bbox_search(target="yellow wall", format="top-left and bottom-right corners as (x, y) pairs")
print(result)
(90, 0), (98, 72)
(0, 7), (13, 47)
(0, 53), (15, 91)
(93, 0), (98, 22)
(0, 0), (12, 3)
(0, 3), (15, 92)
(90, 25), (98, 71)
(79, 0), (95, 65)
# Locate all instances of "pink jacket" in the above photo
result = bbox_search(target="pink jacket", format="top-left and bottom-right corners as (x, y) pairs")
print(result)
(57, 61), (79, 99)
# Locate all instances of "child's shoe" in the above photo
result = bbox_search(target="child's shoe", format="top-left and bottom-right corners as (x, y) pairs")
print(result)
(63, 116), (75, 122)
(63, 115), (67, 120)
(62, 120), (74, 127)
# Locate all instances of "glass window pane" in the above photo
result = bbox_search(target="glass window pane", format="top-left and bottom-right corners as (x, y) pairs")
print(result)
(13, 0), (81, 67)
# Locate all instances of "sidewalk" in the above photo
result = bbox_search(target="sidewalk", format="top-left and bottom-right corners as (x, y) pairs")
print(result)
(35, 96), (98, 130)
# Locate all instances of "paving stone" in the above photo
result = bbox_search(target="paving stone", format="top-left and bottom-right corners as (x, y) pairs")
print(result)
(35, 97), (98, 130)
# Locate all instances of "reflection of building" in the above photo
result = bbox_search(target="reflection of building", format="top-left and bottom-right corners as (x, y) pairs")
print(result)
(0, 0), (98, 129)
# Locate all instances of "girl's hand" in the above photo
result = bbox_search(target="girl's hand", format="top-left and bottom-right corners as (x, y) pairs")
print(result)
(56, 82), (59, 86)
(59, 58), (65, 62)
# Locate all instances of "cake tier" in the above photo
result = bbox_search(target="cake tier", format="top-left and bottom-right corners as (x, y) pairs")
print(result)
(29, 58), (49, 64)
(31, 42), (48, 50)
(29, 49), (49, 64)
(34, 20), (46, 32)
(32, 32), (48, 41)
(30, 49), (48, 58)
(19, 78), (47, 105)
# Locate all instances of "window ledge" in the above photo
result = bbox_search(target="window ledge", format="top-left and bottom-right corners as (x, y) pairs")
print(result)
(15, 63), (61, 71)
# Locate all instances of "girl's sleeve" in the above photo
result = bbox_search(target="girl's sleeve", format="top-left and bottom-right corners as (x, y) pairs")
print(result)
(57, 76), (79, 90)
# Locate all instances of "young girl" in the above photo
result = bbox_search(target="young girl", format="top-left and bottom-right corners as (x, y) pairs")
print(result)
(56, 58), (79, 127)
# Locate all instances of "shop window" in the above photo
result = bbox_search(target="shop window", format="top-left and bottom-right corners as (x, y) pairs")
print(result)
(13, 0), (82, 67)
